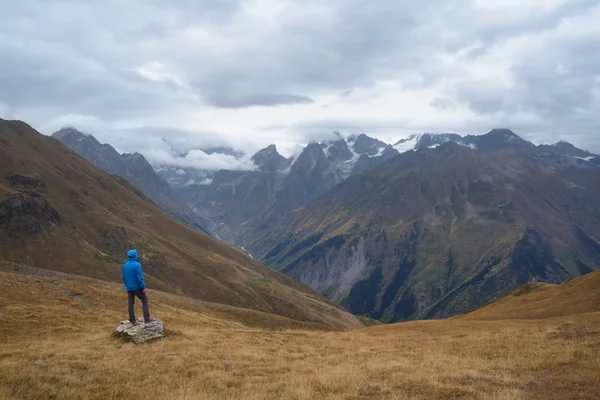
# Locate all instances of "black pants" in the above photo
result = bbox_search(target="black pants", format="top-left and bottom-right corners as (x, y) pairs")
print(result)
(128, 290), (150, 322)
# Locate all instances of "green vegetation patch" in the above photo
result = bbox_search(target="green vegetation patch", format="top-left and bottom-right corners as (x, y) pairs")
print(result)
(248, 276), (272, 285)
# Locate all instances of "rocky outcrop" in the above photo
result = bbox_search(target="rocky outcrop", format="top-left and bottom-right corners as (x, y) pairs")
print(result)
(0, 193), (62, 239)
(8, 174), (48, 192)
(115, 318), (165, 344)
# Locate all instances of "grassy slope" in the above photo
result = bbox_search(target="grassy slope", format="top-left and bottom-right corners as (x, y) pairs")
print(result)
(0, 119), (360, 330)
(1, 267), (599, 400)
(460, 271), (600, 321)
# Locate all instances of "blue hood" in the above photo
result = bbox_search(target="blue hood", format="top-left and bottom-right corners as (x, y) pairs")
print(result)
(122, 249), (145, 292)
(127, 249), (139, 262)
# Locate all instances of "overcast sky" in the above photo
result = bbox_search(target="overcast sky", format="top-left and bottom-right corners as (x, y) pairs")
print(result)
(1, 0), (599, 167)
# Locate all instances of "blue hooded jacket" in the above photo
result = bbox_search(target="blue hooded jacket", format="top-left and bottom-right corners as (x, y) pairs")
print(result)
(122, 250), (146, 292)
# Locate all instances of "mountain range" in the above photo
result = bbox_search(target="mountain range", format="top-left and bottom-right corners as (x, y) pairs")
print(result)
(174, 132), (399, 244)
(51, 125), (600, 323)
(255, 132), (600, 321)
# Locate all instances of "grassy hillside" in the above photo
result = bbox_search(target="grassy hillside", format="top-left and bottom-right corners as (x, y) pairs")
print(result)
(0, 267), (599, 399)
(461, 270), (600, 321)
(0, 119), (360, 330)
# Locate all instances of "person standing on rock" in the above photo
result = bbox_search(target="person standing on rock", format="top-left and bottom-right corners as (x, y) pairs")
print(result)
(122, 249), (154, 324)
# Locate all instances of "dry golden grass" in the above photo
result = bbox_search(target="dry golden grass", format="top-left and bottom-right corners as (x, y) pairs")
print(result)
(1, 270), (599, 400)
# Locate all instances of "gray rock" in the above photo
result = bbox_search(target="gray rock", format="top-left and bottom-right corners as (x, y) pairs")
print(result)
(115, 318), (165, 344)
(33, 361), (48, 366)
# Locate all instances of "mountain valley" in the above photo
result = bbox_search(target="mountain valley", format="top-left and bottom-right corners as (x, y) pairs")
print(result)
(51, 125), (600, 324)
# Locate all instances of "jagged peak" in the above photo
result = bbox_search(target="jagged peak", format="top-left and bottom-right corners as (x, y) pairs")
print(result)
(321, 136), (347, 147)
(52, 127), (94, 141)
(537, 140), (597, 158)
(293, 142), (328, 165)
(547, 141), (580, 151)
(251, 144), (281, 160)
(485, 128), (518, 137)
(102, 143), (119, 154)
(251, 144), (288, 171)
(121, 152), (151, 164)
(305, 141), (324, 149)
(469, 128), (535, 151)
(349, 133), (373, 143)
(352, 133), (387, 153)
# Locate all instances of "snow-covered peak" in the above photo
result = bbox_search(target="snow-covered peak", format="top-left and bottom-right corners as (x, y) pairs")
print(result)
(394, 133), (464, 153)
(393, 134), (424, 153)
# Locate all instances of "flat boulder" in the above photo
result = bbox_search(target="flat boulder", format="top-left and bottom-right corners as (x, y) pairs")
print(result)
(115, 318), (165, 344)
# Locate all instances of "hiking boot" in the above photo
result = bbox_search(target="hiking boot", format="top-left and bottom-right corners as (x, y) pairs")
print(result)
(129, 319), (138, 325)
(144, 318), (155, 323)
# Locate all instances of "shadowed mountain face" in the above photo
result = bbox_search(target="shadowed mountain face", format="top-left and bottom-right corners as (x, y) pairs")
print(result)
(1, 119), (361, 329)
(176, 134), (399, 247)
(52, 128), (211, 235)
(253, 132), (600, 322)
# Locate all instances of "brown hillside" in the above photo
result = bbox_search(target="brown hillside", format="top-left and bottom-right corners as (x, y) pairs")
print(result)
(0, 119), (361, 330)
(460, 271), (600, 321)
